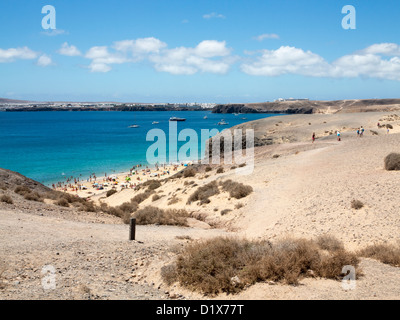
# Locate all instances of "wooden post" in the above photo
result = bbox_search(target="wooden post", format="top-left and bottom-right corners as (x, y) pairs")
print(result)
(129, 218), (136, 241)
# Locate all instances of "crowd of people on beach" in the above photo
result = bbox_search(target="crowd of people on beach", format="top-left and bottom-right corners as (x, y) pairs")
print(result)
(52, 162), (187, 193)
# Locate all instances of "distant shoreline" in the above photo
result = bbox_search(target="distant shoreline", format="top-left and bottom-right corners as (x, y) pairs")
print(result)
(3, 98), (400, 114)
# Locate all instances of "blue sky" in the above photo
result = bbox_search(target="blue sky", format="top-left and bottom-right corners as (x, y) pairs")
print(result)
(1, 0), (400, 103)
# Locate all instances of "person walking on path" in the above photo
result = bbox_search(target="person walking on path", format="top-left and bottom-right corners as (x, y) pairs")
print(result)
(312, 132), (316, 143)
(360, 126), (365, 137)
(337, 130), (341, 141)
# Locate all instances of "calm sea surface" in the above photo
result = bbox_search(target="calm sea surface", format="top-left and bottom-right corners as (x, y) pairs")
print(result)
(0, 111), (282, 185)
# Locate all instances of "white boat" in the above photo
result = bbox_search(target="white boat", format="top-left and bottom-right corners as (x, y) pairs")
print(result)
(217, 119), (229, 125)
(152, 121), (159, 124)
(129, 125), (140, 128)
(203, 116), (208, 119)
(169, 117), (186, 122)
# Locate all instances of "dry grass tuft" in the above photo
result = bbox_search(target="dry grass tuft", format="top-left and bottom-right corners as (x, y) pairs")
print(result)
(187, 181), (220, 204)
(56, 198), (69, 207)
(168, 195), (180, 205)
(351, 199), (364, 210)
(220, 209), (232, 216)
(106, 189), (118, 197)
(183, 168), (197, 178)
(14, 185), (31, 196)
(216, 167), (224, 174)
(219, 180), (253, 199)
(133, 206), (189, 226)
(358, 243), (400, 267)
(205, 166), (212, 172)
(131, 190), (154, 204)
(162, 237), (361, 295)
(0, 195), (13, 204)
(316, 235), (345, 252)
(24, 192), (43, 202)
(384, 153), (400, 171)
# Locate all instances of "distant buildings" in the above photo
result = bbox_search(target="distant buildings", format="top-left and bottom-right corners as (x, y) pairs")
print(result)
(275, 98), (309, 102)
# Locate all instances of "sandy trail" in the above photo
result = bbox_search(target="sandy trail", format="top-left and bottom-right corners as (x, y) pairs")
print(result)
(0, 210), (231, 300)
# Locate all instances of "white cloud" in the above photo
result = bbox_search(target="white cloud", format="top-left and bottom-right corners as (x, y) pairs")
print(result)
(36, 54), (53, 67)
(84, 38), (233, 74)
(58, 42), (81, 56)
(113, 37), (167, 56)
(359, 43), (400, 56)
(149, 40), (233, 75)
(241, 46), (329, 77)
(0, 47), (38, 63)
(85, 46), (128, 72)
(254, 33), (280, 41)
(241, 43), (400, 81)
(203, 12), (226, 19)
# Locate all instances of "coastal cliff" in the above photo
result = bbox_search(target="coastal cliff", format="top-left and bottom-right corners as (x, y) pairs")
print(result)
(212, 99), (400, 114)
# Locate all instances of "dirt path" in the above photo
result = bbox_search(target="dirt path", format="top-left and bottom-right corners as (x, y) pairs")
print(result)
(0, 210), (230, 300)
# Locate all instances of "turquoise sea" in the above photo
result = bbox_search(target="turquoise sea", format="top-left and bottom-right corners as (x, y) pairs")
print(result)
(0, 111), (281, 186)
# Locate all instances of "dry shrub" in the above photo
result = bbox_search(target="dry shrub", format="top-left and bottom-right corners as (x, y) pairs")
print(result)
(183, 168), (197, 178)
(80, 201), (97, 212)
(152, 194), (161, 202)
(205, 166), (212, 172)
(316, 235), (344, 252)
(316, 250), (360, 280)
(187, 181), (220, 204)
(219, 180), (253, 199)
(235, 203), (244, 209)
(238, 163), (246, 168)
(56, 198), (69, 207)
(106, 189), (118, 197)
(370, 130), (378, 136)
(168, 195), (180, 205)
(384, 153), (400, 171)
(135, 179), (161, 191)
(0, 183), (7, 191)
(358, 243), (400, 267)
(230, 166), (237, 170)
(163, 237), (360, 295)
(24, 192), (43, 202)
(119, 201), (139, 214)
(133, 206), (188, 226)
(145, 180), (162, 190)
(386, 124), (393, 129)
(131, 190), (154, 204)
(216, 167), (224, 174)
(272, 154), (280, 159)
(351, 200), (364, 210)
(220, 209), (232, 216)
(0, 195), (13, 204)
(14, 185), (31, 196)
(184, 181), (195, 186)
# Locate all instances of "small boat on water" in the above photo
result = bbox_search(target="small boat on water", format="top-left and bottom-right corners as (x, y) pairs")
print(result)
(217, 119), (229, 126)
(129, 125), (140, 128)
(241, 117), (247, 120)
(152, 121), (159, 124)
(169, 117), (186, 122)
(203, 116), (208, 119)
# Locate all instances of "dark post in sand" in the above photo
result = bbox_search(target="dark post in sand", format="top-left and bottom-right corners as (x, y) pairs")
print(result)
(129, 218), (136, 241)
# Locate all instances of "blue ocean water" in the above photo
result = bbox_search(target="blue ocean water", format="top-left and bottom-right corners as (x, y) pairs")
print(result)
(0, 111), (281, 186)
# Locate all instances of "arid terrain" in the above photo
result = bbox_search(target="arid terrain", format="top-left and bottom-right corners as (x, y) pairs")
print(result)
(1, 111), (400, 300)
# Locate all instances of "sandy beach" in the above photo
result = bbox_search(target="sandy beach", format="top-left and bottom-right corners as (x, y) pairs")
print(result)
(1, 110), (400, 300)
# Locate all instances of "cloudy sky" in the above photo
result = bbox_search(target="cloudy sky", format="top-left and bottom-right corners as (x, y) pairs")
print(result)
(1, 0), (400, 103)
